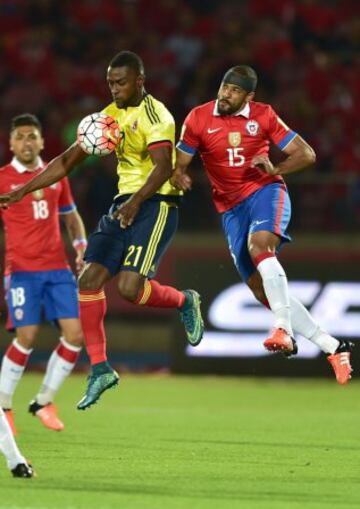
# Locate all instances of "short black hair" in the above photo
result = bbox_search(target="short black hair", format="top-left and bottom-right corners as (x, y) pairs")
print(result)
(10, 113), (42, 133)
(109, 51), (145, 75)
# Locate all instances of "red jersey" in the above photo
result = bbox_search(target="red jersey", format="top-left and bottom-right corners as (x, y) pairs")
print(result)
(177, 100), (297, 212)
(0, 158), (76, 275)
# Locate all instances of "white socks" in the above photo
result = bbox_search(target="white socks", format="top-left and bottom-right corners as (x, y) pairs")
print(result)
(0, 340), (32, 409)
(257, 256), (293, 336)
(36, 337), (81, 406)
(0, 408), (25, 470)
(0, 337), (81, 409)
(289, 295), (339, 353)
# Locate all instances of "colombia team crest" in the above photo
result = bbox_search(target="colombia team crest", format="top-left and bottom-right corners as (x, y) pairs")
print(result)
(32, 189), (44, 200)
(228, 132), (241, 147)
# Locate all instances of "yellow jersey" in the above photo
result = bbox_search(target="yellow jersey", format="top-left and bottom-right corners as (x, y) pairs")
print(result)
(102, 94), (181, 199)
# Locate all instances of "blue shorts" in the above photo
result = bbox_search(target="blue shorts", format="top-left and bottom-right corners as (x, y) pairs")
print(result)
(4, 269), (79, 331)
(221, 183), (292, 282)
(84, 197), (179, 277)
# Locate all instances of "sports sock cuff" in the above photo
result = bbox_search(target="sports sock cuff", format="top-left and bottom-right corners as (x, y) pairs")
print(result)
(59, 336), (82, 352)
(253, 252), (275, 267)
(78, 290), (106, 302)
(6, 341), (31, 366)
(56, 342), (80, 364)
(12, 339), (33, 355)
(136, 280), (152, 305)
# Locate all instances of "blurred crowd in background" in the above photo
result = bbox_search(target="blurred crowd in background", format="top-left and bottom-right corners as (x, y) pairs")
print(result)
(0, 0), (359, 232)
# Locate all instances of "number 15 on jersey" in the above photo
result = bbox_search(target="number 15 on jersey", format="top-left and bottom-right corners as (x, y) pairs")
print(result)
(226, 148), (245, 167)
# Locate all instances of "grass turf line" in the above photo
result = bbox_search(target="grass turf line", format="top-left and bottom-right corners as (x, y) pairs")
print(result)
(0, 374), (359, 509)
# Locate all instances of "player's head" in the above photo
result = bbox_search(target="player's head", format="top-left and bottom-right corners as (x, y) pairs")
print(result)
(9, 113), (44, 166)
(107, 51), (145, 108)
(217, 65), (257, 115)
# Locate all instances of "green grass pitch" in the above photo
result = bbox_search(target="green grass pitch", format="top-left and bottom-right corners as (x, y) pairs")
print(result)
(1, 373), (360, 509)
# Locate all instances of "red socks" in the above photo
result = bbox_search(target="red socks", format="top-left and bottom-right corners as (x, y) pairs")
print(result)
(135, 280), (185, 308)
(79, 290), (107, 365)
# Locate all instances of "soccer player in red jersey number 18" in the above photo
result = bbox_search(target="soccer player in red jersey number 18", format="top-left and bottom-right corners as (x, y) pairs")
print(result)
(172, 65), (353, 384)
(0, 114), (85, 435)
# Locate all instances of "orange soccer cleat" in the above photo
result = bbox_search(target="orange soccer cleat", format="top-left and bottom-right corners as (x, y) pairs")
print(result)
(327, 341), (353, 385)
(263, 328), (298, 357)
(28, 401), (64, 431)
(3, 409), (17, 436)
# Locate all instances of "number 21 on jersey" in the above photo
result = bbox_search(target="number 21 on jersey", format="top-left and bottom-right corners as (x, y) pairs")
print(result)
(226, 148), (245, 167)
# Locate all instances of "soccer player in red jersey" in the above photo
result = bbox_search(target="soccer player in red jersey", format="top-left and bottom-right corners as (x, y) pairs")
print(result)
(172, 65), (353, 384)
(0, 114), (85, 434)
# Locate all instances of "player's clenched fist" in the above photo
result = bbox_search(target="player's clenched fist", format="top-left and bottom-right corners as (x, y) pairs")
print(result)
(170, 171), (192, 191)
(112, 196), (141, 229)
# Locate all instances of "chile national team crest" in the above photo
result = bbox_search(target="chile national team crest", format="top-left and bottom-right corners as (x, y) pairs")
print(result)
(246, 120), (259, 136)
(228, 132), (241, 147)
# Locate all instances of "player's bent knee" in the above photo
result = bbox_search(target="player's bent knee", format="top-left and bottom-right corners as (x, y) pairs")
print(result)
(117, 278), (140, 303)
(118, 283), (138, 303)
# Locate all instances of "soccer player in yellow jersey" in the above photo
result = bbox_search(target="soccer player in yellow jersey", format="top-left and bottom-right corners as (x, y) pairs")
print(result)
(0, 51), (204, 409)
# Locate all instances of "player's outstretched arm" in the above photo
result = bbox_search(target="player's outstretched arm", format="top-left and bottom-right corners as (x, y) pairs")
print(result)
(0, 143), (87, 207)
(114, 145), (173, 228)
(252, 135), (316, 177)
(171, 148), (194, 191)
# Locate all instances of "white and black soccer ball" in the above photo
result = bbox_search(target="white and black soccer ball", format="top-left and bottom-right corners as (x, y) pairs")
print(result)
(77, 113), (120, 156)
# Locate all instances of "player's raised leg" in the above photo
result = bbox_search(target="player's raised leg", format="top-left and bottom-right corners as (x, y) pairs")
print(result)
(121, 277), (204, 347)
(247, 184), (296, 356)
(248, 270), (353, 383)
(117, 199), (204, 346)
(77, 262), (119, 410)
(289, 295), (353, 383)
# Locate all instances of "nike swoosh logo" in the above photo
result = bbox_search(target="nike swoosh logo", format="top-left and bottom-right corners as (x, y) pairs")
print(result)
(207, 128), (222, 134)
(253, 220), (269, 226)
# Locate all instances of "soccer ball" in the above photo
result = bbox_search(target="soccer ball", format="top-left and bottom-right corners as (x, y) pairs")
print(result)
(77, 113), (120, 156)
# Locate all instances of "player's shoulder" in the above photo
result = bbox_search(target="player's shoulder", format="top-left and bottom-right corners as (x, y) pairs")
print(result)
(186, 100), (215, 122)
(249, 101), (275, 118)
(0, 163), (14, 173)
(143, 94), (174, 124)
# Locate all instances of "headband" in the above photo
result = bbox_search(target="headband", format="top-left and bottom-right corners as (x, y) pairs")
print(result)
(222, 69), (257, 93)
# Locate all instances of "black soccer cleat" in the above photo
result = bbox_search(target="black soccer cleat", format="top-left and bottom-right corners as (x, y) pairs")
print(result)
(11, 463), (34, 478)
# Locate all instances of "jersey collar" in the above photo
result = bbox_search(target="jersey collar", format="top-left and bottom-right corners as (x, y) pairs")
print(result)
(11, 157), (44, 174)
(213, 101), (250, 118)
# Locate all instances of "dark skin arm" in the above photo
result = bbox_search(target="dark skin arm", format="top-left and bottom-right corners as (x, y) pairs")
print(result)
(170, 149), (194, 191)
(0, 143), (87, 206)
(251, 135), (316, 176)
(113, 144), (173, 228)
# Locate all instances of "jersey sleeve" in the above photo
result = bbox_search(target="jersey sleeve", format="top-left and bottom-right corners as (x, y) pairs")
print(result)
(143, 100), (175, 152)
(58, 177), (76, 215)
(267, 106), (297, 150)
(176, 108), (200, 156)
